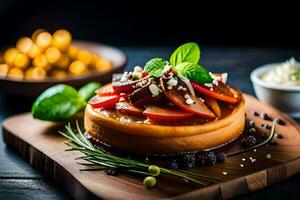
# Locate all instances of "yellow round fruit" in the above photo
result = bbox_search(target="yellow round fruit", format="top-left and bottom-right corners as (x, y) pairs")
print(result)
(67, 45), (78, 60)
(16, 37), (33, 54)
(31, 67), (47, 80)
(7, 67), (24, 80)
(36, 32), (52, 50)
(24, 67), (34, 79)
(69, 60), (87, 75)
(45, 47), (61, 64)
(4, 48), (18, 65)
(28, 44), (41, 59)
(52, 29), (72, 52)
(32, 29), (47, 42)
(0, 64), (9, 77)
(55, 54), (70, 69)
(77, 50), (91, 65)
(95, 58), (113, 73)
(90, 54), (102, 67)
(51, 69), (67, 79)
(13, 53), (29, 69)
(33, 54), (48, 69)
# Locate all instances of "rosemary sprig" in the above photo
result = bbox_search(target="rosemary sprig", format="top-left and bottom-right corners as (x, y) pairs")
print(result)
(227, 120), (276, 157)
(59, 122), (219, 187)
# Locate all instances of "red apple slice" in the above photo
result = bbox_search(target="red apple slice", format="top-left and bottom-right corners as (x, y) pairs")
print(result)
(203, 96), (221, 118)
(191, 81), (238, 104)
(116, 101), (143, 116)
(161, 79), (215, 118)
(112, 74), (150, 94)
(89, 93), (128, 109)
(143, 105), (194, 121)
(95, 83), (116, 96)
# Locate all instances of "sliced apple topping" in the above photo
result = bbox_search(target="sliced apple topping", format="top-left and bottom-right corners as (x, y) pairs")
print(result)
(160, 78), (215, 118)
(143, 105), (194, 121)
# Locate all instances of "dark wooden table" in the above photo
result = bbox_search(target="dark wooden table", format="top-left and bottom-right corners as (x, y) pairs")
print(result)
(1, 47), (300, 200)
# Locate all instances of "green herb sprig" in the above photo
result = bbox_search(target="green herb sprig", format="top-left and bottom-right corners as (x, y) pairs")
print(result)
(60, 122), (222, 187)
(144, 42), (213, 84)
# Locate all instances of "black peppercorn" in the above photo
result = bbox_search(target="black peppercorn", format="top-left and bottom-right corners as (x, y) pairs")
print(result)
(276, 118), (286, 125)
(217, 152), (227, 162)
(277, 133), (284, 139)
(105, 169), (118, 176)
(261, 113), (272, 121)
(249, 120), (255, 126)
(252, 111), (259, 116)
(265, 124), (271, 129)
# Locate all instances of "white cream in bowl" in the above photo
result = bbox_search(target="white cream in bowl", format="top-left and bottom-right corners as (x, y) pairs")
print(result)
(251, 58), (300, 118)
(261, 58), (300, 86)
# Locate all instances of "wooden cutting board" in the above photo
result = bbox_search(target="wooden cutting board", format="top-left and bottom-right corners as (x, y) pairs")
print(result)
(2, 94), (300, 200)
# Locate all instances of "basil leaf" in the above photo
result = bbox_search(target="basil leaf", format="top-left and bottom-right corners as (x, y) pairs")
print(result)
(79, 82), (101, 101)
(144, 58), (166, 77)
(170, 42), (200, 65)
(32, 84), (86, 121)
(174, 62), (213, 84)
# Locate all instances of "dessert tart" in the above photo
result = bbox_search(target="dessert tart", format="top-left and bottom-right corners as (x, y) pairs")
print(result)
(84, 43), (245, 155)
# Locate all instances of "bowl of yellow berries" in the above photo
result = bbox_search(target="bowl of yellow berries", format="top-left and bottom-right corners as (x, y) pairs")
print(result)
(0, 29), (126, 96)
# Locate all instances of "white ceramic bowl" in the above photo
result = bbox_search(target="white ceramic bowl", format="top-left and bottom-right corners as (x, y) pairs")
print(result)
(250, 63), (300, 118)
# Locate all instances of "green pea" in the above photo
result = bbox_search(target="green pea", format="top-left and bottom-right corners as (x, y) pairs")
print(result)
(143, 176), (156, 188)
(148, 165), (160, 176)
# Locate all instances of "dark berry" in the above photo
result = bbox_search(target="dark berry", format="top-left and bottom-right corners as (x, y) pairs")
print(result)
(240, 135), (257, 148)
(179, 153), (196, 169)
(276, 118), (286, 125)
(217, 152), (227, 162)
(252, 111), (259, 116)
(105, 169), (118, 176)
(196, 153), (207, 166)
(249, 120), (255, 126)
(205, 152), (217, 166)
(167, 160), (179, 169)
(261, 113), (272, 121)
(277, 133), (284, 139)
(270, 141), (277, 145)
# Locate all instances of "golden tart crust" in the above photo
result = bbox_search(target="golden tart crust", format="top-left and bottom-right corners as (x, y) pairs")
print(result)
(84, 95), (245, 155)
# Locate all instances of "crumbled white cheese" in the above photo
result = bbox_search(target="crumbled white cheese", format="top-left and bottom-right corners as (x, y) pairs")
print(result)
(167, 86), (172, 90)
(177, 85), (183, 90)
(134, 66), (143, 72)
(178, 74), (195, 96)
(204, 83), (213, 88)
(167, 77), (178, 87)
(221, 73), (228, 84)
(163, 65), (171, 73)
(199, 98), (205, 102)
(184, 94), (190, 99)
(149, 84), (161, 97)
(186, 99), (194, 105)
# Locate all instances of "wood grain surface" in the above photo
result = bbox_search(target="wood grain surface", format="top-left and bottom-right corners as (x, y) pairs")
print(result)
(2, 94), (300, 200)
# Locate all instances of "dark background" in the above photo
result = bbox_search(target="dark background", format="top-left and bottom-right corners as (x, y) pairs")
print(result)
(0, 0), (300, 48)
